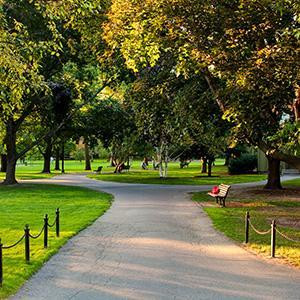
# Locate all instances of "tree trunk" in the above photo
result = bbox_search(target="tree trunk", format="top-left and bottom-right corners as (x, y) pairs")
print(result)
(201, 157), (207, 173)
(42, 138), (52, 173)
(55, 148), (60, 170)
(264, 156), (282, 190)
(156, 147), (164, 177)
(84, 141), (91, 171)
(224, 153), (230, 166)
(159, 163), (164, 178)
(1, 154), (7, 172)
(164, 149), (169, 178)
(61, 141), (65, 174)
(109, 155), (116, 167)
(207, 159), (213, 177)
(3, 120), (18, 185)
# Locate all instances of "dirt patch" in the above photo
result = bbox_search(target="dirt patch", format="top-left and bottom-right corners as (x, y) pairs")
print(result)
(230, 187), (300, 202)
(226, 201), (266, 208)
(266, 217), (300, 229)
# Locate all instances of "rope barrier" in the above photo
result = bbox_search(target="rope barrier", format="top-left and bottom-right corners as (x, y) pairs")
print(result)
(0, 208), (60, 287)
(249, 219), (271, 235)
(276, 228), (300, 243)
(47, 217), (56, 228)
(29, 226), (45, 240)
(245, 211), (300, 259)
(2, 234), (25, 250)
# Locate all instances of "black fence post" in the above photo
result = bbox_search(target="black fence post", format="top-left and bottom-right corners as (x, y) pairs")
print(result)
(0, 239), (3, 287)
(271, 220), (276, 258)
(44, 214), (48, 248)
(56, 208), (60, 237)
(24, 225), (30, 262)
(245, 211), (250, 244)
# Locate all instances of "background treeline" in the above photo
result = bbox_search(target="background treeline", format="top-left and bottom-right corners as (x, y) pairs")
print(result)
(0, 0), (299, 189)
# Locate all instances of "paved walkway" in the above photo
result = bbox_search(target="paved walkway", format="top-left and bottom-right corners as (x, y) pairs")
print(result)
(13, 175), (300, 299)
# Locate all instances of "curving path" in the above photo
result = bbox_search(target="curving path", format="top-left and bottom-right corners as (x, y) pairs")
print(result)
(13, 174), (300, 299)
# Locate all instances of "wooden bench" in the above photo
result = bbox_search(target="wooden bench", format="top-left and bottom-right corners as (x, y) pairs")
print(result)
(208, 184), (231, 207)
(94, 166), (103, 173)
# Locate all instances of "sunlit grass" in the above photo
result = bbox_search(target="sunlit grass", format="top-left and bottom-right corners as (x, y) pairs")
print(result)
(0, 184), (112, 298)
(0, 159), (267, 185)
(0, 159), (110, 181)
(89, 159), (267, 185)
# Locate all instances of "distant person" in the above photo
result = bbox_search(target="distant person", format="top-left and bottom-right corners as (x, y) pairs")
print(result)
(141, 158), (148, 170)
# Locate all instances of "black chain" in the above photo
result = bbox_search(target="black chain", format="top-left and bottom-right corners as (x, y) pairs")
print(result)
(29, 226), (45, 239)
(47, 217), (56, 228)
(2, 234), (25, 249)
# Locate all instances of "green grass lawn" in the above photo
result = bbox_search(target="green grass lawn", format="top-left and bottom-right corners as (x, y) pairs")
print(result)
(0, 184), (112, 299)
(0, 159), (267, 185)
(0, 159), (109, 181)
(283, 178), (300, 187)
(192, 182), (300, 267)
(89, 159), (267, 185)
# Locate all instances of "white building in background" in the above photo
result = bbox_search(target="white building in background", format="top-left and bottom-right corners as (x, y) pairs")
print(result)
(257, 150), (300, 174)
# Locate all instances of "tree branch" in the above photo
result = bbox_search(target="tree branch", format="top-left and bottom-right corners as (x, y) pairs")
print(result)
(258, 141), (300, 170)
(202, 67), (226, 112)
(15, 102), (35, 131)
(16, 79), (112, 160)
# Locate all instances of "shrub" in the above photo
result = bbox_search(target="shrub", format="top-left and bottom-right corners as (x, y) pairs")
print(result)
(228, 154), (258, 174)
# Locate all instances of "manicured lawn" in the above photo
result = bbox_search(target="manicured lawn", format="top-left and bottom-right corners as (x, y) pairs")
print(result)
(0, 184), (112, 298)
(192, 184), (300, 267)
(0, 159), (267, 185)
(284, 178), (300, 187)
(0, 159), (109, 181)
(89, 159), (267, 185)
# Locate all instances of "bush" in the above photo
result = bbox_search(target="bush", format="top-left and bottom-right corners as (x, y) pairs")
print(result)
(71, 148), (85, 162)
(228, 154), (257, 174)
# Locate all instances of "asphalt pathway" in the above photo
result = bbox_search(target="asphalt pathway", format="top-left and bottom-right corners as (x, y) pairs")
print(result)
(13, 174), (300, 299)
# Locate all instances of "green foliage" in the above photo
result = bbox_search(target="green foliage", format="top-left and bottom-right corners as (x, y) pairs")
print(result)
(94, 142), (110, 159)
(0, 0), (62, 121)
(104, 0), (300, 168)
(228, 154), (258, 175)
(268, 121), (300, 156)
(71, 148), (85, 161)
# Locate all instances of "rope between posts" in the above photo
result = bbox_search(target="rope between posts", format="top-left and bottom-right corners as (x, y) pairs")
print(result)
(2, 234), (25, 249)
(29, 225), (45, 239)
(47, 217), (56, 228)
(276, 228), (300, 243)
(249, 219), (272, 235)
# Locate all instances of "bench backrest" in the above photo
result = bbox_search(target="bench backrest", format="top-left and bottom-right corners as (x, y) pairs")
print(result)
(218, 184), (231, 197)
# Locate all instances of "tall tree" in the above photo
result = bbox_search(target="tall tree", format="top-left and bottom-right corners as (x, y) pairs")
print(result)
(104, 0), (300, 189)
(0, 0), (111, 184)
(0, 0), (62, 184)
